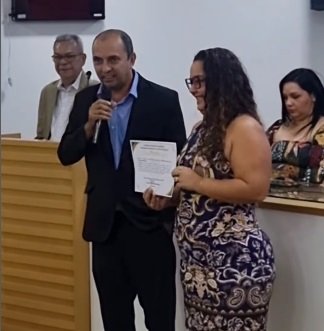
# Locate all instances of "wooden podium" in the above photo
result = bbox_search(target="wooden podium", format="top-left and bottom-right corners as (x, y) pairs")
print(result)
(1, 139), (90, 331)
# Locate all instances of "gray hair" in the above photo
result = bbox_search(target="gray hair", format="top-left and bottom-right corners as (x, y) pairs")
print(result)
(54, 34), (84, 53)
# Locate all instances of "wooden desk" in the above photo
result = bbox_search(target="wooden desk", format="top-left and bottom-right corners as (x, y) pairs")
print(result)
(1, 133), (21, 138)
(259, 196), (324, 216)
(1, 138), (90, 331)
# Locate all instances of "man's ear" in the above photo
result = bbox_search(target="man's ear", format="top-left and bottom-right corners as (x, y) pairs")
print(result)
(81, 53), (87, 65)
(129, 52), (136, 67)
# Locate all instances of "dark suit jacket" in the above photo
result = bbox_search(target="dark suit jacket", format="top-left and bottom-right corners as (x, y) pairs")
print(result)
(57, 74), (187, 242)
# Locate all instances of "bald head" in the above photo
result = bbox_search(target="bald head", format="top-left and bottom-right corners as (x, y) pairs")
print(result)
(93, 29), (134, 58)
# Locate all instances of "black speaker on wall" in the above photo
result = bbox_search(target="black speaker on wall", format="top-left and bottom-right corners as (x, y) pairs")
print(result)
(10, 0), (105, 21)
(311, 0), (324, 10)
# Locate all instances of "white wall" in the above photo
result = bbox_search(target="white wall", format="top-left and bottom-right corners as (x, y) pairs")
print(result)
(2, 0), (324, 137)
(1, 1), (324, 331)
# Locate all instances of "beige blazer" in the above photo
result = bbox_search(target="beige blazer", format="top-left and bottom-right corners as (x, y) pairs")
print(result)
(36, 71), (97, 139)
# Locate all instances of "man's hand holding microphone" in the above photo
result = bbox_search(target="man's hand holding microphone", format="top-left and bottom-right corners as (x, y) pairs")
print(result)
(84, 90), (115, 143)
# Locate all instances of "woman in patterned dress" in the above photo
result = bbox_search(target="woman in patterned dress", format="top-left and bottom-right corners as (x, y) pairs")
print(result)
(267, 68), (324, 185)
(144, 48), (276, 331)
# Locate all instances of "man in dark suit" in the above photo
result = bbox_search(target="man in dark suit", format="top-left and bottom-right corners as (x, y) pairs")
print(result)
(57, 29), (186, 331)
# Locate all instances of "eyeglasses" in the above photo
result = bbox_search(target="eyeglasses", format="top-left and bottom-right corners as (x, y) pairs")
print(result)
(52, 53), (82, 62)
(185, 76), (205, 90)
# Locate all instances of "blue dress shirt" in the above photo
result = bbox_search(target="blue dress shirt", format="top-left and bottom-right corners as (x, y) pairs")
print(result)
(97, 71), (139, 169)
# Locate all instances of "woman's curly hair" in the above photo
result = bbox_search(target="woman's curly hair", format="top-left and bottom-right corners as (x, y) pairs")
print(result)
(194, 48), (261, 163)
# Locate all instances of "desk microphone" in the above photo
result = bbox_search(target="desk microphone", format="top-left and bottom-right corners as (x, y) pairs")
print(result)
(86, 71), (92, 85)
(92, 85), (112, 144)
(86, 71), (92, 86)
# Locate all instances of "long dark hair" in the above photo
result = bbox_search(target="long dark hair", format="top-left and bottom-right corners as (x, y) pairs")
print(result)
(279, 68), (324, 130)
(194, 47), (260, 163)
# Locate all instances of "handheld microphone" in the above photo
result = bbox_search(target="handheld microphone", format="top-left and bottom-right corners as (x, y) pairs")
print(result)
(92, 85), (112, 144)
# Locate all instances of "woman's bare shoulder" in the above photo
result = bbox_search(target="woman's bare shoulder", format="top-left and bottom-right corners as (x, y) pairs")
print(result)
(227, 115), (263, 134)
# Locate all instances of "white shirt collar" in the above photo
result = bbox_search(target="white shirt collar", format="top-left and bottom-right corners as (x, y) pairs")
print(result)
(57, 71), (83, 91)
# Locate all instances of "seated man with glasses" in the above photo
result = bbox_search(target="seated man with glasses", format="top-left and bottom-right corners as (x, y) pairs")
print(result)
(36, 34), (97, 141)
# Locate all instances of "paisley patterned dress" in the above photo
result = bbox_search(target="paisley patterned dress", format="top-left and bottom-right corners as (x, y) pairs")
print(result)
(175, 124), (276, 331)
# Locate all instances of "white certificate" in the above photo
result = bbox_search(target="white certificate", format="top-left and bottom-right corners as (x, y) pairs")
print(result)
(130, 140), (177, 197)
